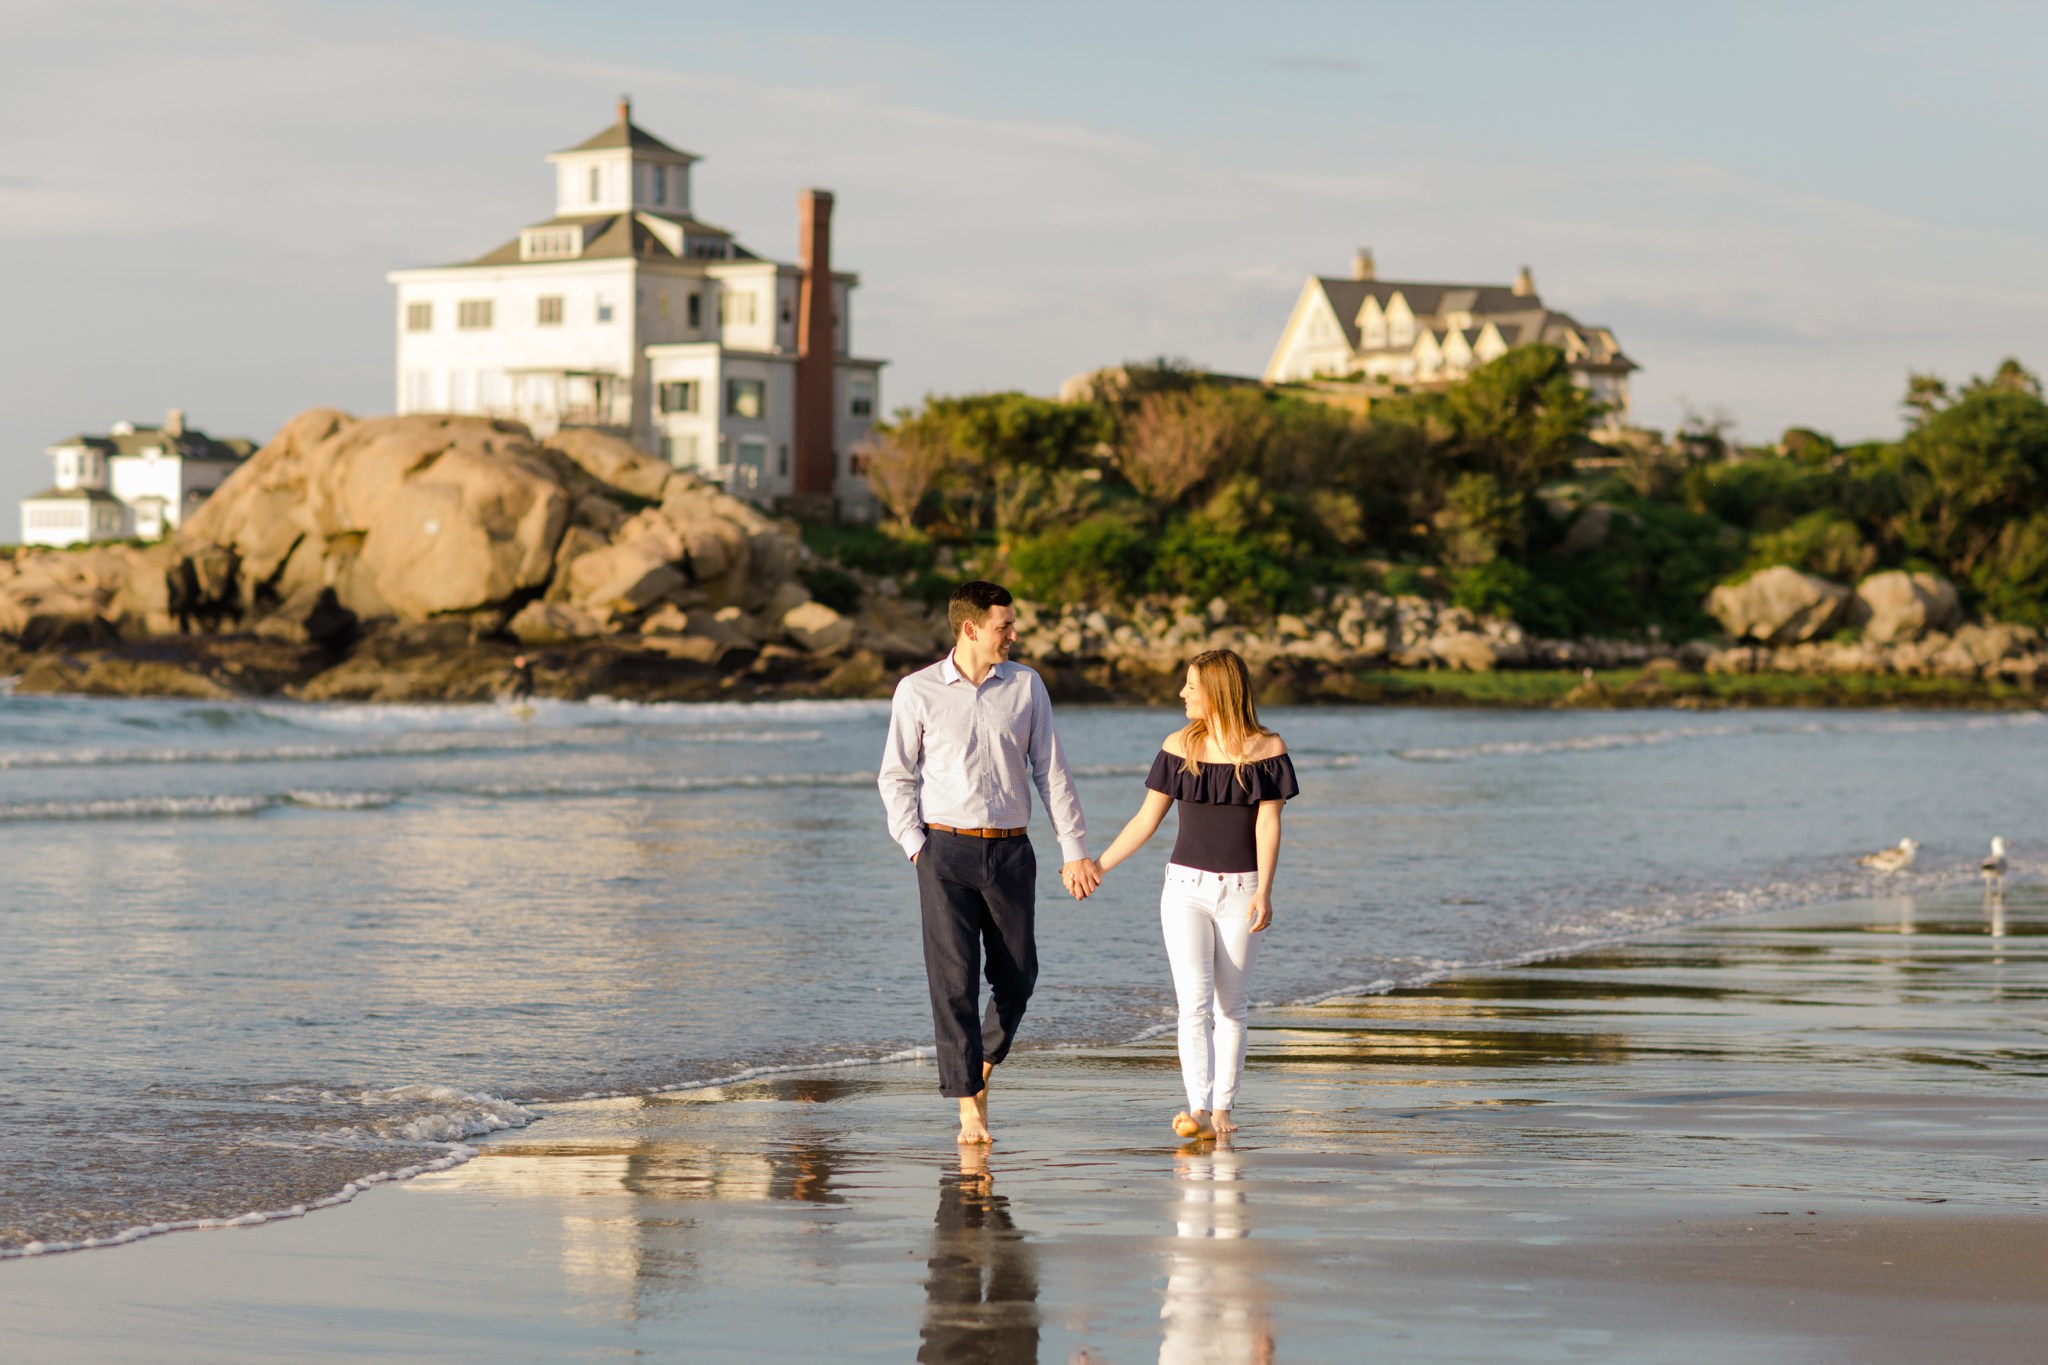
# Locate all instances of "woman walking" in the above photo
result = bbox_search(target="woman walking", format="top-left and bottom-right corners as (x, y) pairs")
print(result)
(1096, 650), (1298, 1138)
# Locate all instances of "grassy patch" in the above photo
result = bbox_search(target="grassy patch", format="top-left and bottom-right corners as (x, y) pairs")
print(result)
(1340, 668), (2040, 709)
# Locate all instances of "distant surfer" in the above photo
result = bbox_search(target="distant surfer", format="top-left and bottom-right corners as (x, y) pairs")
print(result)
(505, 653), (537, 717)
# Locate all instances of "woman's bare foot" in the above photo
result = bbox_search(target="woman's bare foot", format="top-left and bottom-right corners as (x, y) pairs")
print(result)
(1172, 1110), (1215, 1139)
(958, 1092), (992, 1145)
(1213, 1109), (1237, 1134)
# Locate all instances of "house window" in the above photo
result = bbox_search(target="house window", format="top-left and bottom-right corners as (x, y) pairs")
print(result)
(719, 291), (757, 326)
(589, 166), (601, 202)
(725, 378), (765, 419)
(687, 293), (701, 328)
(405, 302), (433, 332)
(658, 290), (670, 320)
(596, 294), (614, 324)
(660, 433), (699, 468)
(658, 380), (699, 414)
(849, 379), (874, 418)
(537, 295), (564, 326)
(405, 370), (434, 410)
(781, 295), (793, 325)
(777, 444), (790, 477)
(652, 165), (667, 203)
(457, 299), (493, 329)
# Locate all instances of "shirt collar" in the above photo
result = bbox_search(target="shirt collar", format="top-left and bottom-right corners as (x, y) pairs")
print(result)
(939, 654), (1012, 685)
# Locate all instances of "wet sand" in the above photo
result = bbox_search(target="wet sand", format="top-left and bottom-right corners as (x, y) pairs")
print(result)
(6, 885), (2044, 1363)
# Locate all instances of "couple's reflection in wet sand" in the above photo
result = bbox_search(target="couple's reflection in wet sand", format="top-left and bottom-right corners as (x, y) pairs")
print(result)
(915, 1143), (1272, 1365)
(919, 1149), (1040, 1364)
(1161, 1142), (1274, 1365)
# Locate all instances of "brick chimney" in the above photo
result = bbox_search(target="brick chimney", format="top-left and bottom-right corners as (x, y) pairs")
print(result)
(1513, 265), (1536, 297)
(793, 188), (837, 503)
(1352, 247), (1376, 281)
(617, 94), (632, 125)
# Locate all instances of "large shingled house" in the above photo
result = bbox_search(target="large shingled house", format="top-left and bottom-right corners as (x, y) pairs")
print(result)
(1264, 249), (1636, 427)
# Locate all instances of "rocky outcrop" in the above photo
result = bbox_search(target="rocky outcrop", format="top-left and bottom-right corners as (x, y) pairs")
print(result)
(1007, 590), (1668, 693)
(1704, 619), (2047, 683)
(1852, 570), (1962, 644)
(1706, 566), (1852, 644)
(0, 410), (946, 699)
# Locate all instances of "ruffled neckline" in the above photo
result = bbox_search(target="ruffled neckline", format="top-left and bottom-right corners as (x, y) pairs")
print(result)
(1144, 749), (1300, 806)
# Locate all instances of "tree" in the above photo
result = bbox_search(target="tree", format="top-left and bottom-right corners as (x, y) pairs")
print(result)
(1901, 371), (1949, 426)
(1900, 367), (2048, 578)
(1410, 344), (1601, 489)
(861, 424), (955, 530)
(1114, 388), (1248, 508)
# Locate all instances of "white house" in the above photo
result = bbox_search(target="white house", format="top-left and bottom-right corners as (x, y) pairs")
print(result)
(19, 409), (254, 548)
(387, 100), (884, 517)
(1265, 249), (1637, 426)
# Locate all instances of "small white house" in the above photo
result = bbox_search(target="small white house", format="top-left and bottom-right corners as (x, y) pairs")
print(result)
(387, 100), (885, 518)
(18, 409), (254, 547)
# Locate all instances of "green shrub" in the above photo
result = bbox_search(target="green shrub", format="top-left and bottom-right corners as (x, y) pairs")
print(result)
(799, 562), (863, 615)
(802, 524), (932, 577)
(1147, 515), (1303, 615)
(1972, 511), (2048, 628)
(1009, 516), (1153, 604)
(1742, 509), (1877, 582)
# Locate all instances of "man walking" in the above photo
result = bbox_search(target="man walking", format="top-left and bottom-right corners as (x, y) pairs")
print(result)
(880, 581), (1099, 1144)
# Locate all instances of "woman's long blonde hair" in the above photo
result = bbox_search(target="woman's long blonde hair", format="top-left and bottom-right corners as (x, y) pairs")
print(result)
(1178, 649), (1273, 787)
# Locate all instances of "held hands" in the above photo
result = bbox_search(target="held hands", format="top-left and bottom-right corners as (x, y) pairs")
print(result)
(1061, 858), (1104, 901)
(1248, 889), (1274, 933)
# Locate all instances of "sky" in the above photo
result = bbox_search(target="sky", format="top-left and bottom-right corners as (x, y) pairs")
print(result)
(4, 0), (2046, 517)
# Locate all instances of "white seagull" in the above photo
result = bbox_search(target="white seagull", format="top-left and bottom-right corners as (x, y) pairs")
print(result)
(1857, 838), (1920, 875)
(1982, 837), (2008, 884)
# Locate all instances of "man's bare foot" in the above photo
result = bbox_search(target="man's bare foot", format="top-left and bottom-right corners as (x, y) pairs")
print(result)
(1172, 1110), (1215, 1139)
(958, 1093), (992, 1145)
(1213, 1109), (1237, 1134)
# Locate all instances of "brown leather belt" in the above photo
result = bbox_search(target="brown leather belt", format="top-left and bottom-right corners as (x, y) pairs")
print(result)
(927, 823), (1027, 839)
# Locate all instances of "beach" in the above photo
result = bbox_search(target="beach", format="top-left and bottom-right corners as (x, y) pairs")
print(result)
(4, 884), (2042, 1362)
(2, 696), (2044, 1360)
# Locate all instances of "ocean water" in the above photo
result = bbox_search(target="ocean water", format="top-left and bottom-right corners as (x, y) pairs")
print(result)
(0, 689), (2041, 1254)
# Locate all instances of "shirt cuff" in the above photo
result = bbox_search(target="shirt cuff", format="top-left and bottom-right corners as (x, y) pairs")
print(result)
(900, 830), (928, 861)
(1057, 837), (1090, 864)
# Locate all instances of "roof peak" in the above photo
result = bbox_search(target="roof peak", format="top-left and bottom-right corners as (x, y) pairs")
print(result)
(554, 99), (699, 160)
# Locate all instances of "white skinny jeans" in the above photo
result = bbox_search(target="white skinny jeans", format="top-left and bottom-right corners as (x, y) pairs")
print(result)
(1160, 863), (1261, 1114)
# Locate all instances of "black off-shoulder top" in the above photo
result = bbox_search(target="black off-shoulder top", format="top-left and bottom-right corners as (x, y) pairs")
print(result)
(1144, 749), (1300, 874)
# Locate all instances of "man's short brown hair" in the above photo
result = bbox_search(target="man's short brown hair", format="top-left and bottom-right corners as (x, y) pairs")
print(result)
(948, 580), (1014, 636)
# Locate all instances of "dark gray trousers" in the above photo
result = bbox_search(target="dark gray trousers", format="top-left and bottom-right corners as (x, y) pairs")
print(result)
(917, 831), (1038, 1098)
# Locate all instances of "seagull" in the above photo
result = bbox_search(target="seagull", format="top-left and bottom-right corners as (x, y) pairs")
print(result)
(1857, 838), (1919, 875)
(1982, 837), (2008, 885)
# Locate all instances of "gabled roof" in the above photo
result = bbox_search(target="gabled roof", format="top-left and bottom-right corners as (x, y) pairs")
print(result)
(1318, 277), (1535, 322)
(23, 485), (125, 503)
(49, 427), (252, 461)
(1306, 275), (1636, 373)
(556, 117), (698, 162)
(463, 212), (751, 268)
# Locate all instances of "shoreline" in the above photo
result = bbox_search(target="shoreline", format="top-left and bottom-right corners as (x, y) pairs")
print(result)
(3, 633), (2043, 709)
(6, 883), (2042, 1361)
(2, 854), (2010, 1262)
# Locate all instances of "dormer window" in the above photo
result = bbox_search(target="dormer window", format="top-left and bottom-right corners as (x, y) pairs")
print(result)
(652, 165), (667, 203)
(589, 166), (601, 203)
(521, 226), (584, 261)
